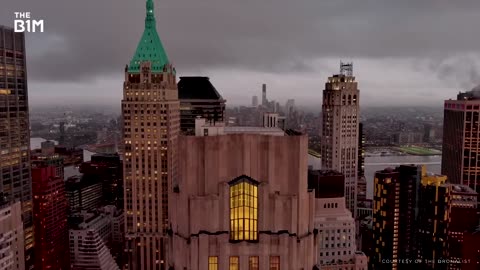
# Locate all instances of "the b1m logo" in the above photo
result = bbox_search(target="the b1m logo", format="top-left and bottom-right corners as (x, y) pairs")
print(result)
(14, 12), (44, 33)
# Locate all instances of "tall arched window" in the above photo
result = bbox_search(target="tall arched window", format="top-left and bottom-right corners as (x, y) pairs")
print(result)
(229, 176), (259, 241)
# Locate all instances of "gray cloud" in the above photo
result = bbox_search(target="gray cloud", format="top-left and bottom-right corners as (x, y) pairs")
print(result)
(1, 0), (480, 106)
(1, 0), (480, 82)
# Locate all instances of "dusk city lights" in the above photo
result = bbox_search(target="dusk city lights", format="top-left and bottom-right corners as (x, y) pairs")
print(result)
(2, 0), (480, 269)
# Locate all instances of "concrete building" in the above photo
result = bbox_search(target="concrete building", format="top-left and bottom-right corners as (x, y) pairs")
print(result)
(66, 175), (103, 212)
(0, 25), (33, 269)
(31, 166), (69, 270)
(442, 86), (480, 192)
(314, 198), (368, 270)
(31, 152), (64, 180)
(69, 207), (123, 270)
(308, 170), (367, 270)
(371, 165), (422, 270)
(0, 202), (24, 270)
(178, 76), (226, 135)
(80, 153), (123, 208)
(169, 123), (318, 269)
(320, 62), (360, 215)
(121, 0), (180, 268)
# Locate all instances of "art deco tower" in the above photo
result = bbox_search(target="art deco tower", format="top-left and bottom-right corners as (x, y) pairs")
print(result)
(122, 0), (180, 269)
(320, 62), (360, 215)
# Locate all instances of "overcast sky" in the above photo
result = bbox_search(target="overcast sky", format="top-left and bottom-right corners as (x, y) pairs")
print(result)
(2, 0), (480, 108)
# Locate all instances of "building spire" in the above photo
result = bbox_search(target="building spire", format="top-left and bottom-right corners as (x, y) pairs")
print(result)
(145, 0), (155, 28)
(128, 0), (170, 73)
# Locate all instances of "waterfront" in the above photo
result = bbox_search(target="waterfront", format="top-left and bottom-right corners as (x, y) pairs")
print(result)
(365, 155), (441, 199)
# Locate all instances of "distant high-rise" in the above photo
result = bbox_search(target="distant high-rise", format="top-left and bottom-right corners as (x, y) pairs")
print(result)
(320, 62), (360, 215)
(177, 76), (225, 135)
(442, 86), (480, 191)
(261, 83), (267, 106)
(252, 95), (258, 107)
(0, 25), (33, 269)
(122, 0), (180, 268)
(31, 166), (69, 270)
(371, 165), (421, 270)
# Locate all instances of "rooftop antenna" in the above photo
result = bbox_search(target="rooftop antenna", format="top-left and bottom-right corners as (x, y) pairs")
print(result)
(340, 61), (353, 76)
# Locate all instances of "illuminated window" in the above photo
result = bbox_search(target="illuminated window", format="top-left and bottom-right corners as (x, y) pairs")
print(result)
(249, 256), (259, 270)
(229, 256), (239, 270)
(208, 256), (218, 270)
(229, 176), (258, 241)
(269, 256), (280, 270)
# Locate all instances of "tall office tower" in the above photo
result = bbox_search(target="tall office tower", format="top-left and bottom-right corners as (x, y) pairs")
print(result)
(320, 62), (360, 215)
(31, 166), (69, 270)
(416, 171), (451, 269)
(169, 121), (317, 269)
(442, 86), (480, 191)
(371, 165), (422, 270)
(261, 83), (267, 106)
(177, 76), (226, 135)
(418, 183), (479, 270)
(251, 95), (258, 107)
(0, 25), (33, 269)
(0, 202), (25, 270)
(122, 0), (180, 268)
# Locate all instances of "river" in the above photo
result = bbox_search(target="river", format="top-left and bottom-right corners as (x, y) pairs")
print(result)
(365, 155), (441, 199)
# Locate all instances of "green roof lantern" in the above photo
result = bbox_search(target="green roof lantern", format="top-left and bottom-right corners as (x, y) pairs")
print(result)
(128, 0), (170, 73)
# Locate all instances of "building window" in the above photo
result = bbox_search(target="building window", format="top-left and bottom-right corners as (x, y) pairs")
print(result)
(270, 256), (280, 270)
(229, 256), (239, 270)
(230, 176), (258, 241)
(249, 256), (259, 270)
(208, 256), (218, 270)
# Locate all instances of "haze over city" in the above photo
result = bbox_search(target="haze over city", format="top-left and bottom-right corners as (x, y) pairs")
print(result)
(2, 0), (480, 107)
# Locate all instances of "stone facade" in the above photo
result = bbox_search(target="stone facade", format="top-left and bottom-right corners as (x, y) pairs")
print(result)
(169, 133), (318, 269)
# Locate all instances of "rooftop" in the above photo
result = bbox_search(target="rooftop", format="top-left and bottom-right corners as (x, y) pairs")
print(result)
(178, 76), (224, 100)
(224, 126), (285, 136)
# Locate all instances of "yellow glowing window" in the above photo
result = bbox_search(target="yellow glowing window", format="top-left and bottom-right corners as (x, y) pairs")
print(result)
(249, 256), (259, 270)
(229, 176), (258, 241)
(229, 256), (239, 270)
(208, 256), (218, 270)
(269, 256), (280, 270)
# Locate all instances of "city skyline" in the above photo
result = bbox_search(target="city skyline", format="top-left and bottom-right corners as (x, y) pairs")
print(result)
(2, 0), (480, 107)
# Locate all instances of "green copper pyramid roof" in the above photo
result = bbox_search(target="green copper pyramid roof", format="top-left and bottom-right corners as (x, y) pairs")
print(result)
(128, 0), (169, 73)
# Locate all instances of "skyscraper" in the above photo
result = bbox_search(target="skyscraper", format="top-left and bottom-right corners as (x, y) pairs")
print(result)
(442, 87), (480, 191)
(0, 25), (33, 269)
(177, 76), (226, 135)
(169, 122), (317, 269)
(320, 62), (360, 215)
(261, 83), (267, 106)
(371, 165), (422, 270)
(122, 0), (180, 268)
(251, 95), (258, 107)
(31, 166), (69, 270)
